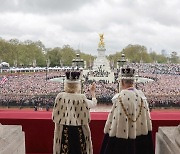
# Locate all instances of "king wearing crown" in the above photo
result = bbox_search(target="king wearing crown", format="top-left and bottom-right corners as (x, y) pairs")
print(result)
(101, 66), (154, 154)
(52, 70), (97, 154)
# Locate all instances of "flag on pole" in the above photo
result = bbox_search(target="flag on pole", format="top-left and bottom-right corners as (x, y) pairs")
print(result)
(0, 76), (8, 85)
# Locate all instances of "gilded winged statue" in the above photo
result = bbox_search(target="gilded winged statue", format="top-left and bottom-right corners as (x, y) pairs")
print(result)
(98, 34), (105, 48)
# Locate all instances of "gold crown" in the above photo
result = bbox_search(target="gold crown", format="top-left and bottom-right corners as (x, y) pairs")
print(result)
(65, 71), (81, 81)
(119, 67), (135, 79)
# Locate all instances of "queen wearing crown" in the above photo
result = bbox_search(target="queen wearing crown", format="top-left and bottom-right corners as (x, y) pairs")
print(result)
(52, 70), (97, 154)
(100, 67), (154, 154)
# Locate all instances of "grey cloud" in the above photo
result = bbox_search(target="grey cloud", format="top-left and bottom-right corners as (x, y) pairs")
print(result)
(134, 0), (180, 27)
(0, 0), (180, 55)
(0, 0), (94, 14)
(49, 15), (94, 33)
(150, 11), (180, 27)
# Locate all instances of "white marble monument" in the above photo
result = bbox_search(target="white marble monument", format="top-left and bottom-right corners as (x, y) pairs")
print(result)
(92, 34), (111, 71)
(87, 34), (114, 82)
(156, 125), (180, 154)
(0, 124), (25, 154)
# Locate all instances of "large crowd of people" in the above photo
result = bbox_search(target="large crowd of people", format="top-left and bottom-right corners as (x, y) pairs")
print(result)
(129, 63), (180, 75)
(0, 63), (179, 108)
(87, 66), (110, 77)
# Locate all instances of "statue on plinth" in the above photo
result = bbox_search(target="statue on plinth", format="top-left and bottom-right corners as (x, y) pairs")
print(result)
(98, 33), (105, 49)
(92, 34), (111, 72)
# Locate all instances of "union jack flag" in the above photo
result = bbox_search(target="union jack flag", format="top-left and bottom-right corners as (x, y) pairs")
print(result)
(0, 76), (8, 85)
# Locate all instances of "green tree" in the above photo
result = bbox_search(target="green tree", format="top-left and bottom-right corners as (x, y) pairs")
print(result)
(170, 51), (179, 63)
(108, 52), (122, 68)
(60, 45), (76, 66)
(46, 47), (62, 67)
(108, 44), (152, 65)
(78, 50), (94, 69)
(123, 44), (151, 63)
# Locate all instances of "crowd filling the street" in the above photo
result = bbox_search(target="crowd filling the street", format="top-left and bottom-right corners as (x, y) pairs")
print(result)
(0, 63), (179, 109)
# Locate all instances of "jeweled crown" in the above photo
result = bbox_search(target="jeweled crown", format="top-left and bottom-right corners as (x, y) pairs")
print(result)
(65, 71), (81, 81)
(120, 67), (135, 78)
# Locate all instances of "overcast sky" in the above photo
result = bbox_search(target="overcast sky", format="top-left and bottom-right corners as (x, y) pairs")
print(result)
(0, 0), (180, 56)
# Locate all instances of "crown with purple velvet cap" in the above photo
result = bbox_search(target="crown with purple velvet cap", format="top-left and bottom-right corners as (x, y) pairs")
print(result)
(119, 66), (136, 80)
(65, 71), (82, 83)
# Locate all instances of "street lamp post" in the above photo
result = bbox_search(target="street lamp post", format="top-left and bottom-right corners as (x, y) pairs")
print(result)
(116, 53), (127, 92)
(33, 59), (36, 73)
(117, 53), (126, 69)
(59, 59), (62, 67)
(72, 54), (84, 93)
(46, 59), (50, 81)
(72, 53), (84, 69)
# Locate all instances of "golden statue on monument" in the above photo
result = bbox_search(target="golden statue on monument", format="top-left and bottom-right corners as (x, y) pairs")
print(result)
(98, 33), (105, 48)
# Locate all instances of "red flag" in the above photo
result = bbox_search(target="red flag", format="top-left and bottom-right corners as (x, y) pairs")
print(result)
(0, 76), (8, 85)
